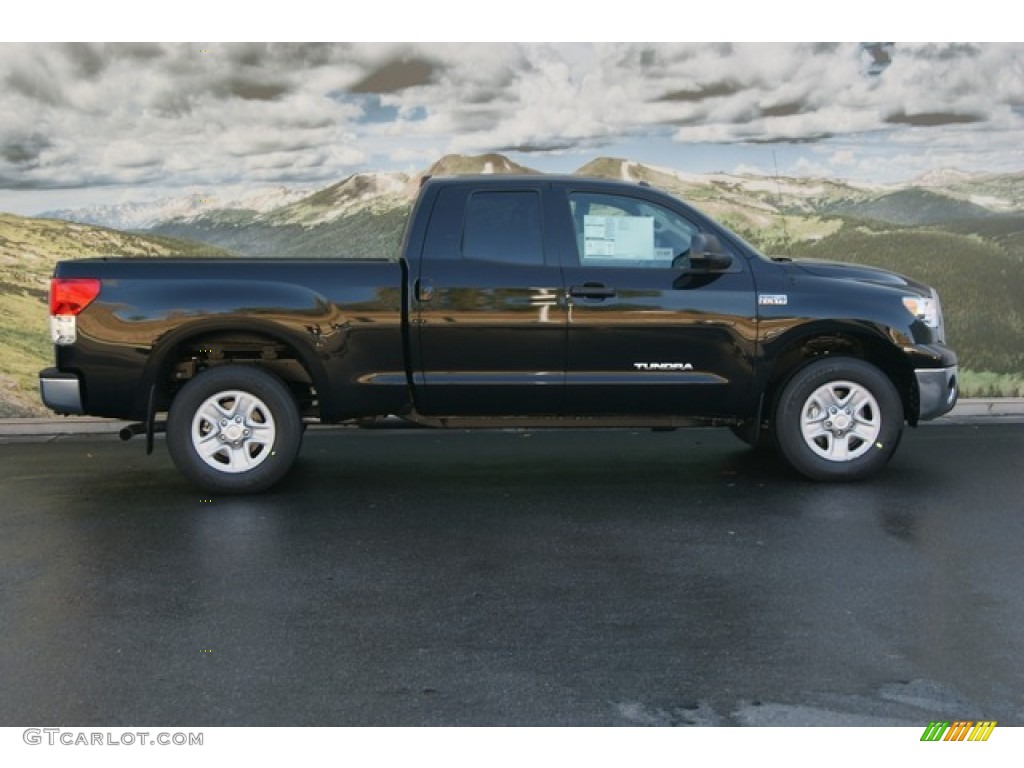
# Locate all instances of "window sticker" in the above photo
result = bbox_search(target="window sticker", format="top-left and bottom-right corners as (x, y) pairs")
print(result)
(582, 215), (655, 261)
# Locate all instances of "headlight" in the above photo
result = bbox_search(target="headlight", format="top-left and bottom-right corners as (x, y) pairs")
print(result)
(902, 295), (941, 329)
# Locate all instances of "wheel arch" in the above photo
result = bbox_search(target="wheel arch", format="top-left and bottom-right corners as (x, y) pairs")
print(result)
(137, 318), (333, 420)
(761, 321), (918, 428)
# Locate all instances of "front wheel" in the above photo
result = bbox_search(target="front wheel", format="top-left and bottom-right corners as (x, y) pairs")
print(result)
(773, 357), (903, 482)
(167, 365), (302, 494)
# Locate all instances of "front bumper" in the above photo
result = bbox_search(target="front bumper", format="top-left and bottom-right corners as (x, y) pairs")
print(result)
(915, 365), (958, 421)
(39, 368), (84, 415)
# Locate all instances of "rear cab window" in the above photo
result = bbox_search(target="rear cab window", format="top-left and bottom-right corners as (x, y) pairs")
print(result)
(421, 186), (546, 266)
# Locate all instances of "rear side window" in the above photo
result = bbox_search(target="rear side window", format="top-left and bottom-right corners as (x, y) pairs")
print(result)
(462, 191), (544, 265)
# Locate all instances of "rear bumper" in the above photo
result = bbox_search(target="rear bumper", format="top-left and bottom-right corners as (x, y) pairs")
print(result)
(915, 365), (958, 421)
(39, 368), (84, 415)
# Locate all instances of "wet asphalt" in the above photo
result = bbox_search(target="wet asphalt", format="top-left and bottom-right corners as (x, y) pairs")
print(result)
(0, 423), (1022, 726)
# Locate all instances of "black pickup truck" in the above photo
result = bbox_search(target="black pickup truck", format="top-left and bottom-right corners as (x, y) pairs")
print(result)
(40, 174), (958, 492)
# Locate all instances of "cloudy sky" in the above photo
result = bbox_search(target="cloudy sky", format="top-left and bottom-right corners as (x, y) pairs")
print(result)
(1, 41), (1022, 215)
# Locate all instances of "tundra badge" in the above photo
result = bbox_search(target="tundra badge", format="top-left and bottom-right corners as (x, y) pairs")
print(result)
(634, 363), (694, 371)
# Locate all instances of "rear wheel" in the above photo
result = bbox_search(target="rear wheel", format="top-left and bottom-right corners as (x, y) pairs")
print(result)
(773, 357), (903, 481)
(167, 365), (302, 494)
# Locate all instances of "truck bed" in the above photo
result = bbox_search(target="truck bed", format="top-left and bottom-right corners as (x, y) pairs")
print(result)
(49, 257), (409, 421)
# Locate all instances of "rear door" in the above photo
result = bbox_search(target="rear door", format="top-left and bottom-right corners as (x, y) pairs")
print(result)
(411, 182), (567, 415)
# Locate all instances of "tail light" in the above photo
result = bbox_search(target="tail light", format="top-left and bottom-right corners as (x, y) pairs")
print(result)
(50, 278), (100, 345)
(50, 278), (101, 316)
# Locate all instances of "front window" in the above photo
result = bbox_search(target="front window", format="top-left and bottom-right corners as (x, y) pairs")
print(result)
(569, 192), (700, 268)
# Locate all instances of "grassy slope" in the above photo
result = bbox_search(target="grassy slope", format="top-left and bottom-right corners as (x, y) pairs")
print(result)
(152, 205), (413, 260)
(0, 214), (234, 416)
(823, 188), (996, 225)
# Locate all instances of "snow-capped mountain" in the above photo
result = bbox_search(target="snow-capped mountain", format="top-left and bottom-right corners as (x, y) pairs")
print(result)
(41, 185), (312, 230)
(910, 169), (986, 188)
(267, 172), (411, 227)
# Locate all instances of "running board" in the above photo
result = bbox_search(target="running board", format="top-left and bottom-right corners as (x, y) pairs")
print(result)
(394, 413), (738, 430)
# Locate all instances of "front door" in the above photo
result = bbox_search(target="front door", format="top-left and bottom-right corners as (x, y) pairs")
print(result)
(561, 189), (757, 416)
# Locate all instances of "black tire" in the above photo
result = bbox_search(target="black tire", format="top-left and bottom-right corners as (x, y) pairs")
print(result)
(166, 365), (302, 494)
(773, 357), (903, 482)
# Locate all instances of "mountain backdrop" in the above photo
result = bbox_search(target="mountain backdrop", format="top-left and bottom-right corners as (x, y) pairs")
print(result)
(3, 153), (1023, 416)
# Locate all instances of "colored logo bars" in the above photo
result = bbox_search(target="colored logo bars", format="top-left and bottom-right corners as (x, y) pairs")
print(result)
(920, 721), (997, 742)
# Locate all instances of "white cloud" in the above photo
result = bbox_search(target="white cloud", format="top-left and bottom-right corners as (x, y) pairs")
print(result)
(792, 157), (834, 178)
(830, 150), (856, 167)
(1, 42), (1022, 197)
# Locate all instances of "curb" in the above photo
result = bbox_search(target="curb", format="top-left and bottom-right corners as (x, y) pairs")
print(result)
(1, 399), (1022, 438)
(934, 398), (1024, 419)
(0, 417), (135, 437)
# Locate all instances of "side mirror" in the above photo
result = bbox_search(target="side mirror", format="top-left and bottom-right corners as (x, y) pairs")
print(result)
(688, 233), (733, 272)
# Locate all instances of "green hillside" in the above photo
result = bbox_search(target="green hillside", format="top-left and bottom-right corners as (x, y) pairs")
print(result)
(0, 214), (234, 417)
(944, 171), (1024, 208)
(928, 215), (1024, 264)
(152, 206), (411, 260)
(269, 207), (410, 260)
(823, 188), (996, 226)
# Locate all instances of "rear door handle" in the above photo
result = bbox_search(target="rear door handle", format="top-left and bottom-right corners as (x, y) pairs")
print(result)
(569, 283), (616, 300)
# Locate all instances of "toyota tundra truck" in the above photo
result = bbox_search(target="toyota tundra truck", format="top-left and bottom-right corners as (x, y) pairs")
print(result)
(39, 174), (959, 493)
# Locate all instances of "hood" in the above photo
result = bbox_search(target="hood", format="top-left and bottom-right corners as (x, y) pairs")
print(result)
(788, 258), (931, 296)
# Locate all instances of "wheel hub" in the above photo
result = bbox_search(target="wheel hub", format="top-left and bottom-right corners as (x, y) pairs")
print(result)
(800, 380), (880, 462)
(190, 389), (277, 474)
(222, 423), (244, 441)
(831, 410), (852, 431)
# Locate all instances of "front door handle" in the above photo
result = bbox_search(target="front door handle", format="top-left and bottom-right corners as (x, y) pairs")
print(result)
(569, 283), (616, 300)
(416, 278), (434, 302)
